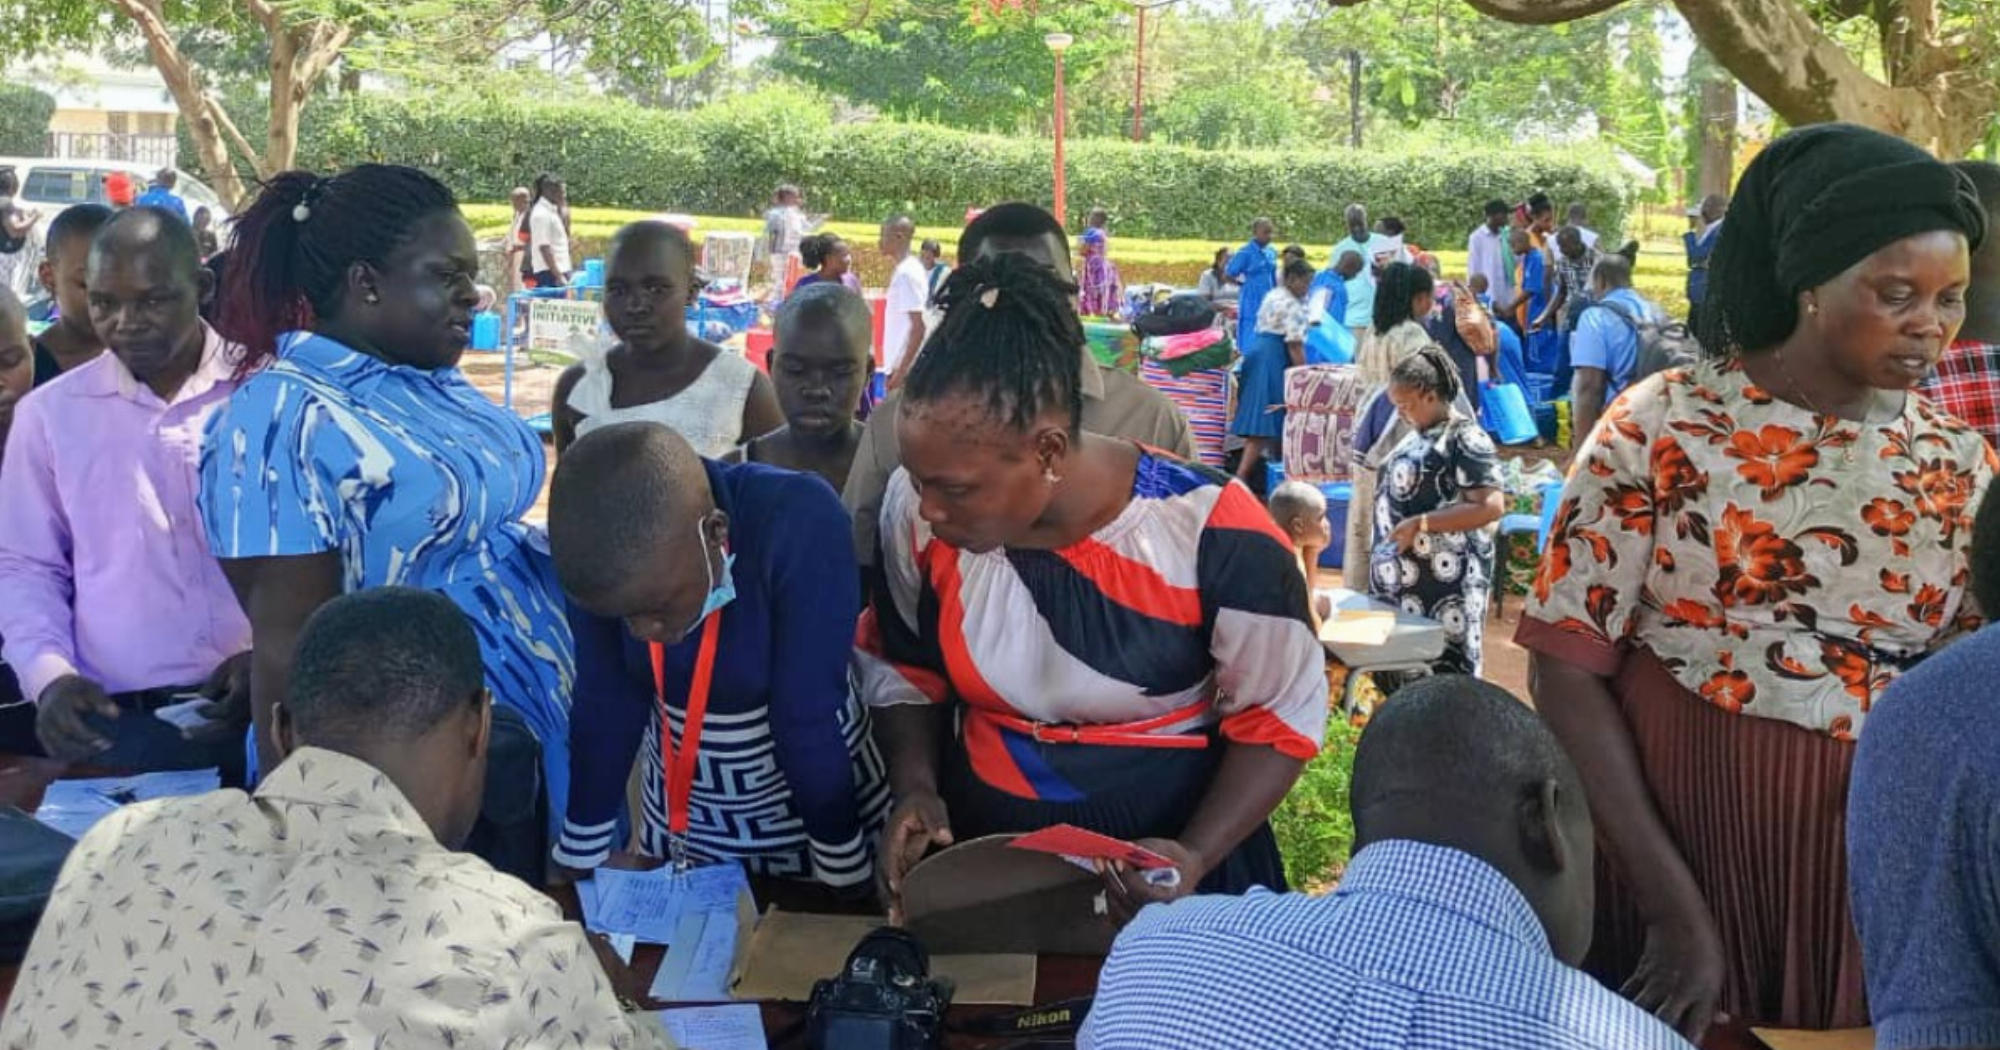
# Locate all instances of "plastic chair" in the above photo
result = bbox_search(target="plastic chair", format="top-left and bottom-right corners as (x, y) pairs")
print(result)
(1491, 480), (1564, 619)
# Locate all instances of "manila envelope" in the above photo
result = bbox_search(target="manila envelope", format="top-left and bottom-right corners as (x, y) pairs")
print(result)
(731, 909), (1037, 1006)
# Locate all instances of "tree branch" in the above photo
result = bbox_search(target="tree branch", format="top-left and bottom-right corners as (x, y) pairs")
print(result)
(293, 20), (357, 96)
(240, 0), (280, 34)
(1324, 0), (1627, 24)
(204, 93), (261, 164)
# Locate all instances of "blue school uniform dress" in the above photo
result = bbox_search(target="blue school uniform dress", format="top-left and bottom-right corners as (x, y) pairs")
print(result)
(1521, 249), (1561, 377)
(557, 460), (889, 884)
(1225, 241), (1277, 351)
(199, 332), (574, 820)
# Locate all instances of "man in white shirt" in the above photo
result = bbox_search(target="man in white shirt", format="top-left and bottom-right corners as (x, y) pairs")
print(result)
(528, 177), (572, 287)
(1566, 201), (1600, 250)
(1467, 199), (1513, 305)
(0, 587), (671, 1050)
(881, 214), (929, 388)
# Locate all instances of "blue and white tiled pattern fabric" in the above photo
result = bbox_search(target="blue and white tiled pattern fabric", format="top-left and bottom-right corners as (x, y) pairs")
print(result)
(198, 332), (573, 823)
(1080, 840), (1695, 1050)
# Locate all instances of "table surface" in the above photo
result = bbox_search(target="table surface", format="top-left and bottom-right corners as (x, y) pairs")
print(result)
(0, 751), (1789, 1049)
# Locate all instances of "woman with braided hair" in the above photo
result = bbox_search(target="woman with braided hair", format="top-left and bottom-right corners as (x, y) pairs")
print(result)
(1367, 344), (1504, 676)
(200, 165), (573, 868)
(1519, 124), (1995, 1037)
(856, 252), (1330, 926)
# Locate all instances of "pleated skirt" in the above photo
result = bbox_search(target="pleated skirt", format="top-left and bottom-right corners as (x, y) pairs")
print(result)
(1586, 648), (1868, 1029)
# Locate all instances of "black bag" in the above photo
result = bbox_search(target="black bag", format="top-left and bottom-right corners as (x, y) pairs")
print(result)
(1598, 299), (1701, 380)
(1132, 292), (1216, 338)
(0, 806), (76, 963)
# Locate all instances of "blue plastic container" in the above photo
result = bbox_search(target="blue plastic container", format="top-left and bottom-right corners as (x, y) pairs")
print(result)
(1523, 371), (1555, 407)
(1320, 482), (1352, 568)
(1266, 459), (1287, 493)
(581, 258), (605, 287)
(1484, 381), (1538, 445)
(470, 311), (500, 351)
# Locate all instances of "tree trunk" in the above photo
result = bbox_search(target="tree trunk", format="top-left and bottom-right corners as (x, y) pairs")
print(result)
(107, 0), (249, 207)
(1696, 58), (1737, 199)
(1667, 0), (1989, 157)
(267, 26), (302, 180)
(265, 21), (356, 180)
(1327, 0), (1997, 157)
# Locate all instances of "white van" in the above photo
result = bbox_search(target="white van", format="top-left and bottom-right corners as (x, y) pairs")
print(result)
(0, 157), (229, 219)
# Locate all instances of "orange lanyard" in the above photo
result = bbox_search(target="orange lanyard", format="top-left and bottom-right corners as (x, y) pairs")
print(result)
(650, 611), (722, 860)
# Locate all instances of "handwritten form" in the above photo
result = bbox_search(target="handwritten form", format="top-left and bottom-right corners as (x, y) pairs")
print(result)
(646, 1004), (768, 1050)
(580, 863), (752, 1001)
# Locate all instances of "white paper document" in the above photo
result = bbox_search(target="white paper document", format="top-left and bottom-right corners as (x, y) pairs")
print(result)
(34, 769), (221, 840)
(574, 879), (636, 963)
(646, 1004), (767, 1050)
(648, 906), (740, 1002)
(588, 863), (748, 945)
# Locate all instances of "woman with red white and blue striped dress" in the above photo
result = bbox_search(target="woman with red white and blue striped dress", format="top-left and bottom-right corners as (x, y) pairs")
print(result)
(857, 252), (1331, 920)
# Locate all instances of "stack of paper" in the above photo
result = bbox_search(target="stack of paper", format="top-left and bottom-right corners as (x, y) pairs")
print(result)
(578, 863), (753, 1003)
(34, 768), (222, 840)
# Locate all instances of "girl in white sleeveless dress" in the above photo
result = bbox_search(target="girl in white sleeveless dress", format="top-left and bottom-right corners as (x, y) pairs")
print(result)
(553, 222), (782, 459)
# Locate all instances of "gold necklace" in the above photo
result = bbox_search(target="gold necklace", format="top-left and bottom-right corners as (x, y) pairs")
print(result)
(1775, 347), (1859, 465)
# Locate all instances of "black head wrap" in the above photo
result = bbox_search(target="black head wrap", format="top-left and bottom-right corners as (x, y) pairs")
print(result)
(1698, 122), (1988, 357)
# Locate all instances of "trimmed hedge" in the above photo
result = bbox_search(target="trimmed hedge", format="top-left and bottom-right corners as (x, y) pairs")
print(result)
(272, 90), (1633, 247)
(0, 85), (56, 157)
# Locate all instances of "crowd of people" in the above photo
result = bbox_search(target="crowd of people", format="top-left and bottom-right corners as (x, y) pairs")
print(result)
(1, 121), (1999, 1049)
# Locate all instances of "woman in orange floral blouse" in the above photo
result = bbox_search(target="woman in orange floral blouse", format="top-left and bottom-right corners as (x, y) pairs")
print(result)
(1519, 124), (1995, 1040)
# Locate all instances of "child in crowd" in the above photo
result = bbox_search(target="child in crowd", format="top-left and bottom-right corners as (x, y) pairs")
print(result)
(1269, 479), (1333, 631)
(31, 203), (112, 383)
(794, 233), (861, 294)
(1230, 259), (1316, 484)
(1467, 273), (1494, 312)
(1079, 208), (1121, 317)
(726, 282), (872, 494)
(192, 206), (220, 260)
(554, 221), (782, 459)
(920, 238), (950, 298)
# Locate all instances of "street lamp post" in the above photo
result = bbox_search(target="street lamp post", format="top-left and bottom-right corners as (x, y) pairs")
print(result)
(1046, 31), (1073, 227)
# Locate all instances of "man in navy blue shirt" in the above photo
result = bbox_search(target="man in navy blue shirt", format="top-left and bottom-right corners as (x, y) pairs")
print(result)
(1081, 676), (1691, 1050)
(547, 421), (886, 887)
(1849, 483), (2000, 1050)
(1569, 254), (1665, 442)
(1682, 193), (1725, 329)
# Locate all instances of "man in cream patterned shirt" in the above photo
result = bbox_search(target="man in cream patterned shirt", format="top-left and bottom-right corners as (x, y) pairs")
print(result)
(0, 588), (671, 1050)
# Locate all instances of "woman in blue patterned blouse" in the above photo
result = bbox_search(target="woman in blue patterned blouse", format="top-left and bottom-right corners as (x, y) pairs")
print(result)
(199, 165), (573, 839)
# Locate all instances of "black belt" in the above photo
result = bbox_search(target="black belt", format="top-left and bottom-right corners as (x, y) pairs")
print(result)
(111, 686), (204, 710)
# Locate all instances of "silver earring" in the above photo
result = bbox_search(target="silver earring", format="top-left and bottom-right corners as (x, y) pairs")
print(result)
(1043, 467), (1061, 486)
(1805, 298), (1819, 315)
(364, 291), (380, 305)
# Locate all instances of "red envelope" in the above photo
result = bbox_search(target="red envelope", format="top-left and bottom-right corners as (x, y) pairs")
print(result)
(1008, 825), (1176, 870)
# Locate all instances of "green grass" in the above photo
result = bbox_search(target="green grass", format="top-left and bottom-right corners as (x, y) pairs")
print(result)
(465, 203), (1692, 316)
(1271, 717), (1361, 891)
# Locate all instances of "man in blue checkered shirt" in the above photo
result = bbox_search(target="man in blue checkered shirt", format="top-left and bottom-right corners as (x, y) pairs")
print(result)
(1080, 676), (1693, 1050)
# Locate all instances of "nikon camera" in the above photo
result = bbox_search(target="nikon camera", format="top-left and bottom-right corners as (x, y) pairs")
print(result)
(805, 927), (955, 1050)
